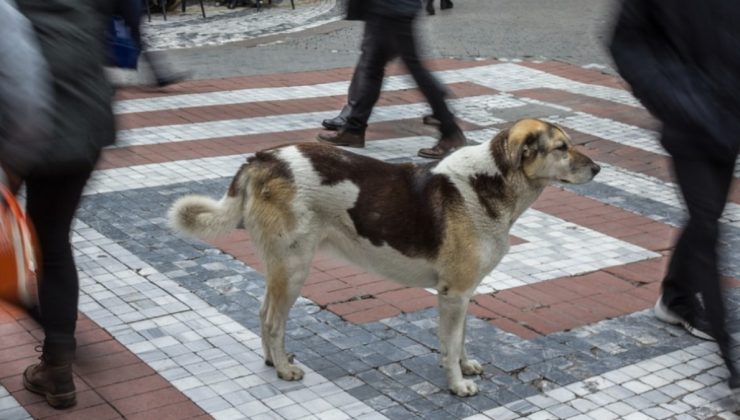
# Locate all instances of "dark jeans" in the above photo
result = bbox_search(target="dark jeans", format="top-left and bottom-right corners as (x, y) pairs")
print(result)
(345, 14), (459, 136)
(25, 167), (94, 343)
(661, 128), (738, 369)
(345, 22), (375, 110)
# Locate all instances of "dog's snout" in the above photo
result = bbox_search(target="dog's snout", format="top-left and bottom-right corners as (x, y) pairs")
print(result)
(591, 164), (601, 177)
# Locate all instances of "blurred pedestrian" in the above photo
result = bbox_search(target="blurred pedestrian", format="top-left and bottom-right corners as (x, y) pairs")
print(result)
(610, 0), (740, 391)
(117, 0), (186, 87)
(425, 0), (453, 16)
(8, 0), (117, 409)
(318, 0), (466, 159)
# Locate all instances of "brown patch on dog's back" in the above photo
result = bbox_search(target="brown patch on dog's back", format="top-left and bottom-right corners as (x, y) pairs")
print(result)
(297, 143), (463, 260)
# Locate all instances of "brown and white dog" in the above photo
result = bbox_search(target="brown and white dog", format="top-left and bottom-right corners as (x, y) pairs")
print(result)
(168, 118), (600, 396)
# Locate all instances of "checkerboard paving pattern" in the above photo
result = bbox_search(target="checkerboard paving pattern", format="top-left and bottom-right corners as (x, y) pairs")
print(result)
(2, 59), (740, 420)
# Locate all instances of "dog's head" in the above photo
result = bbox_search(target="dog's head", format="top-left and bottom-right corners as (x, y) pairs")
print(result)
(499, 118), (600, 184)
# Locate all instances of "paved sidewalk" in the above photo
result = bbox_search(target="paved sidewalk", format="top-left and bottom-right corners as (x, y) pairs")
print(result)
(141, 0), (340, 50)
(1, 59), (740, 420)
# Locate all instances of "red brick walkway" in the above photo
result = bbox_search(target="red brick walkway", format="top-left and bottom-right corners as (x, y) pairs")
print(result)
(0, 302), (210, 419)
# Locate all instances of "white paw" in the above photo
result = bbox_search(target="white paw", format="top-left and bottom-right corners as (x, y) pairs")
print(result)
(449, 379), (479, 397)
(277, 364), (304, 381)
(461, 359), (483, 376)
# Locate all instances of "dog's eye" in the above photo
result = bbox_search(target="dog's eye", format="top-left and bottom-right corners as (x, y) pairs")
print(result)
(556, 144), (568, 151)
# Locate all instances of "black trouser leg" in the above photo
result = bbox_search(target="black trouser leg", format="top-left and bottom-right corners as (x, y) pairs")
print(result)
(390, 18), (459, 136)
(663, 141), (736, 369)
(346, 22), (374, 108)
(345, 17), (393, 134)
(25, 167), (94, 342)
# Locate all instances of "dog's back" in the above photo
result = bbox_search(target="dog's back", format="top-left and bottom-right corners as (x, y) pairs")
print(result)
(170, 143), (468, 286)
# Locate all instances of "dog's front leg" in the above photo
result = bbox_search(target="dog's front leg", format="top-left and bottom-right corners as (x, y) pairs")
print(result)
(438, 293), (479, 396)
(460, 316), (483, 376)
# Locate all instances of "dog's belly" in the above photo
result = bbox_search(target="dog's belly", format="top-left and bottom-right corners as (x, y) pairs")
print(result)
(320, 231), (439, 289)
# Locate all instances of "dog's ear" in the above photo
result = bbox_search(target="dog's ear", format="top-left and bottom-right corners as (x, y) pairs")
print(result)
(507, 127), (540, 170)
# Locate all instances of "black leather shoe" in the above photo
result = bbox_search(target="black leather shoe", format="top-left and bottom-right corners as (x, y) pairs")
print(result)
(317, 130), (365, 147)
(322, 105), (353, 131)
(155, 71), (188, 88)
(441, 0), (453, 9)
(426, 1), (435, 15)
(322, 115), (347, 131)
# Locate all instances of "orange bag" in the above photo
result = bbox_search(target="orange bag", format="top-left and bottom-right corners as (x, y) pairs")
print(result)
(0, 182), (39, 309)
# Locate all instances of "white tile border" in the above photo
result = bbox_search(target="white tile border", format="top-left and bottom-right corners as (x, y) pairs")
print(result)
(466, 340), (739, 420)
(0, 385), (31, 420)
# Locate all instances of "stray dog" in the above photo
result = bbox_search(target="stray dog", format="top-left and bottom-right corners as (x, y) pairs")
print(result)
(169, 118), (600, 396)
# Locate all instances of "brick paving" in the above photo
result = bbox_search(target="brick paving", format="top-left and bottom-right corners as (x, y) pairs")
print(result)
(1, 57), (740, 420)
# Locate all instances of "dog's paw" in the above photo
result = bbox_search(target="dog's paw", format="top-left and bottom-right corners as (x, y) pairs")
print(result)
(265, 353), (295, 367)
(277, 365), (304, 381)
(449, 379), (479, 397)
(461, 359), (483, 376)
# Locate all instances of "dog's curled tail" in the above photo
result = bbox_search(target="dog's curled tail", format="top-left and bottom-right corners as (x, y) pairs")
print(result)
(168, 164), (249, 239)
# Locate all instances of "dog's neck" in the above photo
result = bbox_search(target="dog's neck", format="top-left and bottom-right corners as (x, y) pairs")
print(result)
(432, 141), (548, 227)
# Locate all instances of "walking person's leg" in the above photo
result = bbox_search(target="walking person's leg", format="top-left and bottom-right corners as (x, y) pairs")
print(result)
(22, 166), (96, 409)
(657, 137), (738, 384)
(317, 16), (392, 147)
(426, 0), (435, 15)
(389, 17), (465, 158)
(322, 22), (374, 131)
(119, 0), (185, 87)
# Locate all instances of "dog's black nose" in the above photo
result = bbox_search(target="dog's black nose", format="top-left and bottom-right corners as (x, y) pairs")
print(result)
(591, 164), (601, 176)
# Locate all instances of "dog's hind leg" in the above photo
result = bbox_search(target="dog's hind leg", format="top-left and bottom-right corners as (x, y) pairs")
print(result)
(260, 239), (315, 381)
(438, 292), (479, 396)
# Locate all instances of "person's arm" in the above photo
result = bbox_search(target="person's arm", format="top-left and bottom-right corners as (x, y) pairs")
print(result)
(0, 0), (52, 177)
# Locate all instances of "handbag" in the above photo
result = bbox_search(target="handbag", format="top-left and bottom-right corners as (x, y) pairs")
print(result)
(108, 16), (140, 69)
(0, 180), (39, 309)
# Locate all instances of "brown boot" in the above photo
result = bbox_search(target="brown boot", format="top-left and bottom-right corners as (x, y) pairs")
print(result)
(418, 130), (467, 159)
(24, 339), (76, 409)
(317, 130), (365, 148)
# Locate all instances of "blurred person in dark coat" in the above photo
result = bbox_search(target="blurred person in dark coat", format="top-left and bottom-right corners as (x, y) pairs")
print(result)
(7, 0), (117, 409)
(318, 0), (466, 159)
(116, 0), (186, 87)
(610, 0), (740, 391)
(425, 0), (453, 16)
